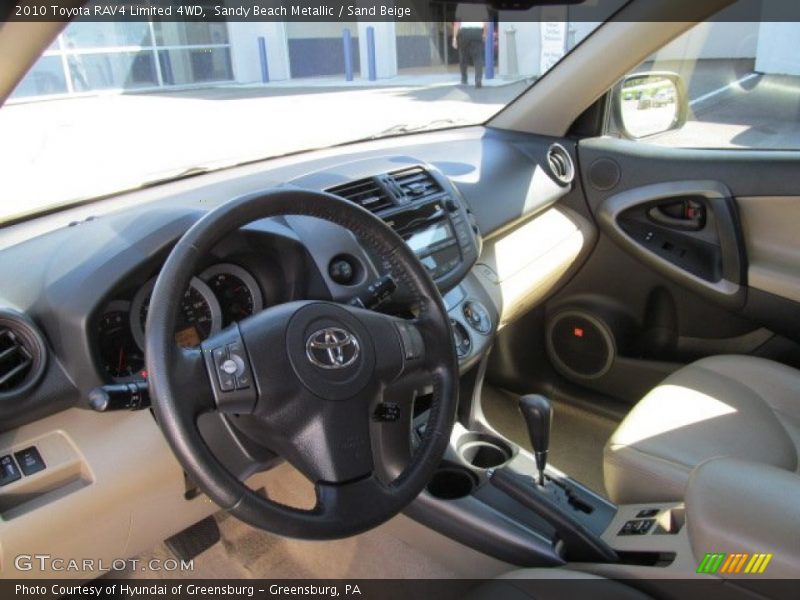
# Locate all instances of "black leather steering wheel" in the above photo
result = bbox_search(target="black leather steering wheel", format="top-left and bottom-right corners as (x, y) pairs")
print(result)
(145, 189), (458, 539)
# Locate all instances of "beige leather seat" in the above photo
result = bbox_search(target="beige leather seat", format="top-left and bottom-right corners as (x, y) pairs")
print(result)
(604, 355), (800, 504)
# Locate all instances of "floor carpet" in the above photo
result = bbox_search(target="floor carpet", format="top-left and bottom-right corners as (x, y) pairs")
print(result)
(108, 462), (459, 580)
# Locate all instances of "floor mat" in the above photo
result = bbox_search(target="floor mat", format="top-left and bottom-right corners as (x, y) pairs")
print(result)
(481, 386), (619, 497)
(108, 462), (459, 580)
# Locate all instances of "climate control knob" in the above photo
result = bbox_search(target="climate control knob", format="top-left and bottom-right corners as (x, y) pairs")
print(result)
(463, 300), (491, 334)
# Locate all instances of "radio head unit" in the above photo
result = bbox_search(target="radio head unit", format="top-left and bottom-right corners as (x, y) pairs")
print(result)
(383, 190), (479, 286)
(327, 165), (481, 290)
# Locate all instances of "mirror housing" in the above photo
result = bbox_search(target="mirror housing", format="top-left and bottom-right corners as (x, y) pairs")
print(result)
(613, 72), (688, 140)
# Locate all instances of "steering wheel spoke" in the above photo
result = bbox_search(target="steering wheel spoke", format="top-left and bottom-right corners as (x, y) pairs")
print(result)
(314, 474), (394, 525)
(262, 384), (378, 485)
(339, 304), (434, 384)
(165, 346), (217, 416)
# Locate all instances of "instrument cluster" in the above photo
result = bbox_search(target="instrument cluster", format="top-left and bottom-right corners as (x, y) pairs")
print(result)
(95, 263), (263, 381)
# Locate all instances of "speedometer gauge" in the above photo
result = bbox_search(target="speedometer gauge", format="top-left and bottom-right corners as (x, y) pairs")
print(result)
(200, 263), (263, 326)
(130, 277), (222, 350)
(97, 301), (144, 379)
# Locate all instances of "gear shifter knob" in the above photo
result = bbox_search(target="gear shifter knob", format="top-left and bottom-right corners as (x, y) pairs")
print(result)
(519, 394), (552, 486)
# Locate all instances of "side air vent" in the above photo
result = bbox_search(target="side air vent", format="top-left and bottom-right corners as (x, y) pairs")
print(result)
(0, 309), (47, 398)
(327, 177), (394, 213)
(546, 144), (575, 186)
(391, 166), (443, 201)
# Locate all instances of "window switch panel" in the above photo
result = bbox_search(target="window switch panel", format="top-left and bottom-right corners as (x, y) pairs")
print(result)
(0, 454), (22, 486)
(14, 446), (45, 476)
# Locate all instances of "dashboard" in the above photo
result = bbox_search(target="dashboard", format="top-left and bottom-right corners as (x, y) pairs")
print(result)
(0, 126), (576, 431)
(0, 126), (584, 578)
(85, 159), (489, 391)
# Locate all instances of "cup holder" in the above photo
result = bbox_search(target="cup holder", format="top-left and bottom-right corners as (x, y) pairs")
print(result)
(426, 466), (478, 500)
(458, 433), (513, 470)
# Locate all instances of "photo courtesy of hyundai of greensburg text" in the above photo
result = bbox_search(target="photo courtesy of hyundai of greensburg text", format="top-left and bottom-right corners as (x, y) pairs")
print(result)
(1, 0), (800, 599)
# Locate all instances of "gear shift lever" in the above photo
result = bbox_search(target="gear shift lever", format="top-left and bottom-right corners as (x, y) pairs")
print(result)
(519, 394), (552, 486)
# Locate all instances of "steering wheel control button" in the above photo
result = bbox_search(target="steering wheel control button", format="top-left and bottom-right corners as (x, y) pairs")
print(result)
(463, 300), (492, 334)
(202, 328), (257, 413)
(14, 446), (45, 476)
(0, 454), (21, 486)
(395, 321), (423, 360)
(373, 402), (401, 422)
(212, 347), (235, 392)
(226, 342), (252, 390)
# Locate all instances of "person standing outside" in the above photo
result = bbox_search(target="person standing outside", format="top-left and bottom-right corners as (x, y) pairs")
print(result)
(453, 3), (489, 88)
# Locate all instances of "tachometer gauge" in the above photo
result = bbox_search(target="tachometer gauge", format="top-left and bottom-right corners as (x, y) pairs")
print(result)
(130, 277), (222, 350)
(200, 263), (263, 326)
(97, 301), (144, 379)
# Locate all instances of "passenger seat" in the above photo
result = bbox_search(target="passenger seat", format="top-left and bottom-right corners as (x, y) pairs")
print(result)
(603, 355), (800, 504)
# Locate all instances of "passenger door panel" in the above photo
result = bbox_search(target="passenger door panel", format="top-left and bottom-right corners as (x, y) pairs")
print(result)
(596, 179), (745, 310)
(525, 137), (800, 404)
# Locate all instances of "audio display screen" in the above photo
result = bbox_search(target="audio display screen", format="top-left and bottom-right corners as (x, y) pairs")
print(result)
(406, 222), (453, 255)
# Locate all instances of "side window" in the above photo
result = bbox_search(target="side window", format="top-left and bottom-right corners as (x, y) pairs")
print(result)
(611, 10), (800, 150)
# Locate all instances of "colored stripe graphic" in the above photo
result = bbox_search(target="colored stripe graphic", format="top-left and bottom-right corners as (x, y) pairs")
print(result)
(744, 553), (773, 574)
(697, 553), (726, 574)
(720, 553), (737, 573)
(700, 552), (773, 574)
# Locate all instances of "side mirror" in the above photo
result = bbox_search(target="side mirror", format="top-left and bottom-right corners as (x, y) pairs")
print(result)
(613, 72), (688, 139)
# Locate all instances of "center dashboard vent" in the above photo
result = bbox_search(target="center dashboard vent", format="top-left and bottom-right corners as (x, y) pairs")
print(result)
(327, 177), (394, 213)
(0, 309), (47, 398)
(546, 143), (575, 186)
(390, 166), (443, 201)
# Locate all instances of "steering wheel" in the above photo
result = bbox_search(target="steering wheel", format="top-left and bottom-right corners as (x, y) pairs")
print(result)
(145, 189), (458, 539)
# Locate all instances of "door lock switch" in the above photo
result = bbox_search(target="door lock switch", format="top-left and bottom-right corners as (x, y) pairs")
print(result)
(15, 446), (45, 476)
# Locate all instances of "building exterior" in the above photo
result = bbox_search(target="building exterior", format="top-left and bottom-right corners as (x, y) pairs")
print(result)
(10, 17), (800, 101)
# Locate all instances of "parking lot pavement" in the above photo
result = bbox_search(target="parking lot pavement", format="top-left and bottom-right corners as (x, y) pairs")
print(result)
(0, 78), (527, 219)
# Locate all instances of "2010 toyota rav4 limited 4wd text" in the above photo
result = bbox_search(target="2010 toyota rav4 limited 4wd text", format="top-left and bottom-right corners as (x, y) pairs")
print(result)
(1, 0), (799, 598)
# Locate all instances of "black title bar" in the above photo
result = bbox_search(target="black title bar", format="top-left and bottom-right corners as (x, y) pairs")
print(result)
(7, 0), (800, 23)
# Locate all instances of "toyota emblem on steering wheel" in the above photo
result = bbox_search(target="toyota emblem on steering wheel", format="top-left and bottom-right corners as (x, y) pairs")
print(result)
(306, 327), (361, 369)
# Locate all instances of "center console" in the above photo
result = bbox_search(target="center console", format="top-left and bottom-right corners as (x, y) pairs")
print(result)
(407, 392), (698, 575)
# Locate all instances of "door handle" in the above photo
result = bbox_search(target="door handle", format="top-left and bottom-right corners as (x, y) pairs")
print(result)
(647, 199), (705, 231)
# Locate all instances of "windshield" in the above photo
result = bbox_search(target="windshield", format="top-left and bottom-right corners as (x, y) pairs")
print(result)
(1, 1), (620, 223)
